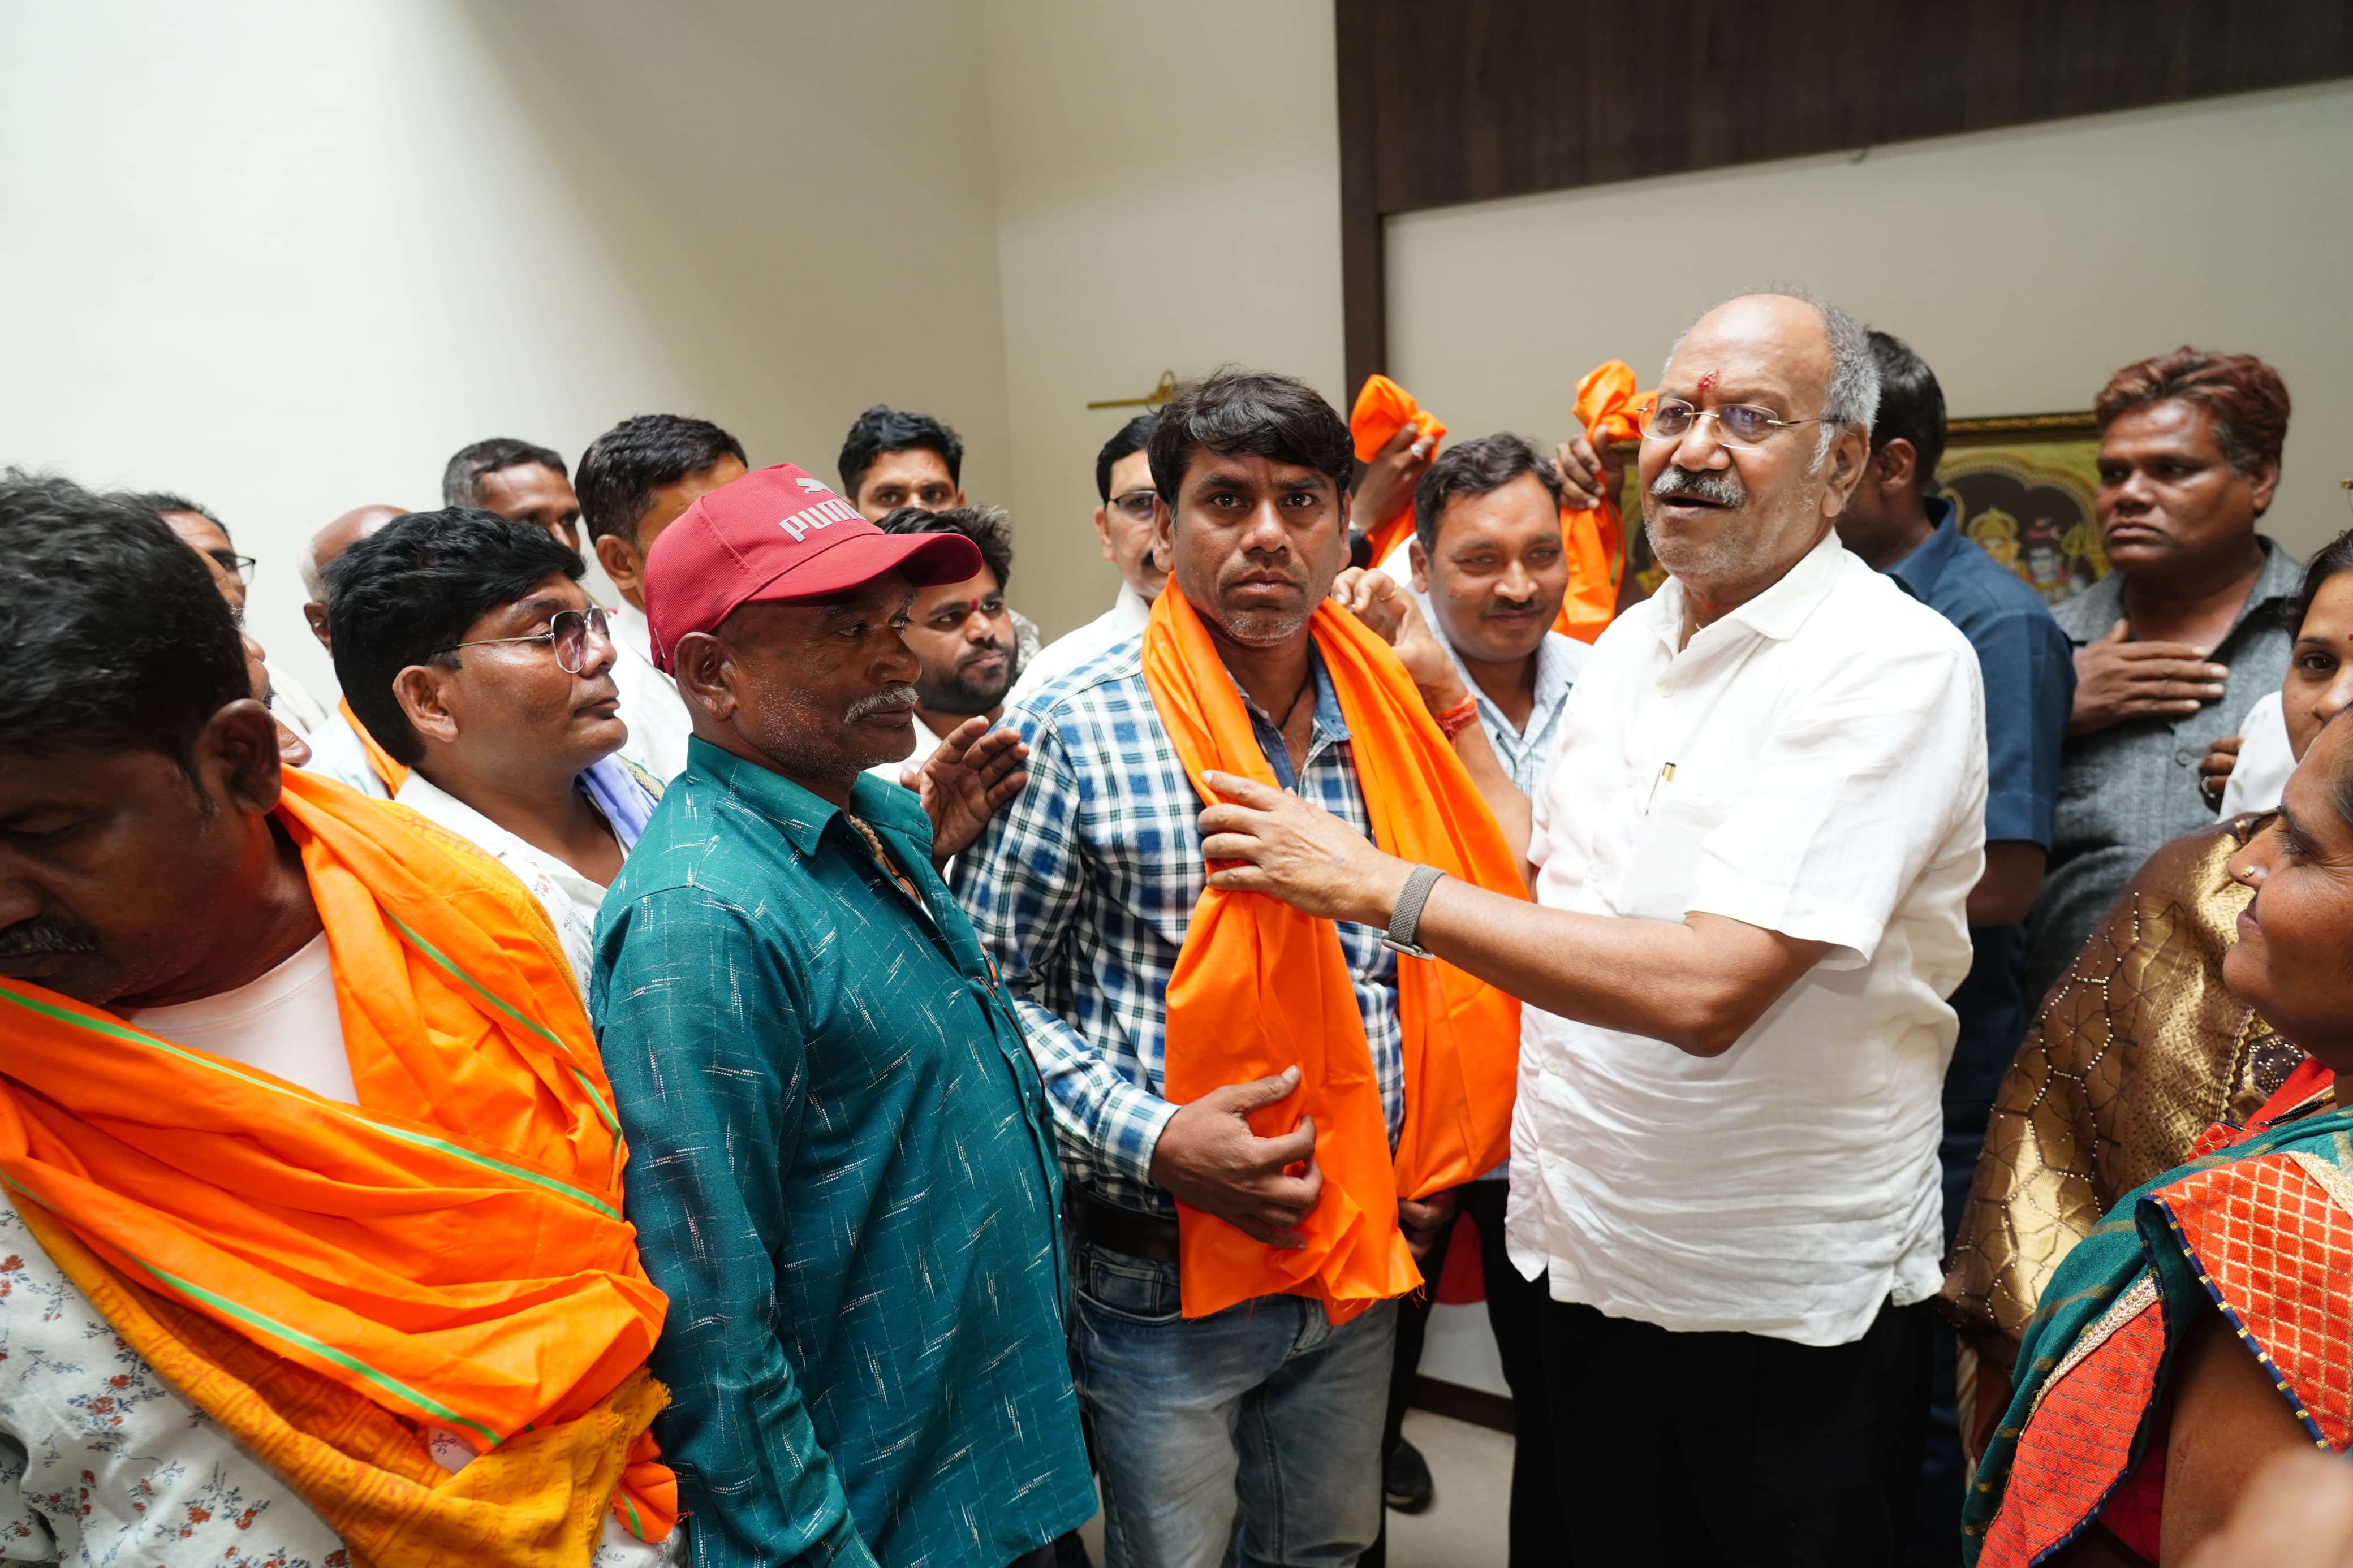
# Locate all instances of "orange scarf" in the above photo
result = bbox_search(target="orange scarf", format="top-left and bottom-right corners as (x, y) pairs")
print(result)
(1350, 374), (1447, 565)
(1554, 360), (1650, 644)
(1142, 588), (1524, 1320)
(0, 767), (673, 1562)
(339, 694), (411, 794)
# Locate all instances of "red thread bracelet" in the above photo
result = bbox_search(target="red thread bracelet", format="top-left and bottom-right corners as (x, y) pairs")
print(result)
(1433, 693), (1481, 740)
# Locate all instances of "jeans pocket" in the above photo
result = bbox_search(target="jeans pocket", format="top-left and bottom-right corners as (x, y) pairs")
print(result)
(1076, 1241), (1183, 1326)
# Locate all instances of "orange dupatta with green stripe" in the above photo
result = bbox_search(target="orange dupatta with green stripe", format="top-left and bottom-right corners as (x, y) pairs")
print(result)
(1143, 588), (1524, 1321)
(0, 767), (672, 1563)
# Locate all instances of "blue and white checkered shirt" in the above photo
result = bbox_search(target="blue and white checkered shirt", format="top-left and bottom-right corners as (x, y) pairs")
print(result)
(954, 635), (1402, 1220)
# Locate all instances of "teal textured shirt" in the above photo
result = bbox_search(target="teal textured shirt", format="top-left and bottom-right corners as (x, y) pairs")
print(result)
(592, 738), (1090, 1568)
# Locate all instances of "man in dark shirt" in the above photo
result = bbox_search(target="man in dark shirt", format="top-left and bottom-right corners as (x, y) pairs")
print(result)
(592, 462), (1088, 1568)
(1837, 330), (2075, 1563)
(2025, 350), (2302, 1004)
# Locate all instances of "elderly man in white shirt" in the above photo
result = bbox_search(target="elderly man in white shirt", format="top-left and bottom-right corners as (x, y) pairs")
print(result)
(1199, 290), (1986, 1565)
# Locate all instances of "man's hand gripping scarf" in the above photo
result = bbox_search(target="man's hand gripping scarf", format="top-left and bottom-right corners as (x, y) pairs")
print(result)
(1348, 374), (1448, 565)
(1555, 360), (1652, 645)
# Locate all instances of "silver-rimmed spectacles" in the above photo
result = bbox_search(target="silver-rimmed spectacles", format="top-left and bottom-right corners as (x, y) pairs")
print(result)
(433, 606), (612, 675)
(1642, 398), (1828, 447)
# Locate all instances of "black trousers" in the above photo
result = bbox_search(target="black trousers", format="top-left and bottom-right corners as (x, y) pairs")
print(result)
(1542, 1296), (1935, 1567)
(1367, 1181), (1570, 1568)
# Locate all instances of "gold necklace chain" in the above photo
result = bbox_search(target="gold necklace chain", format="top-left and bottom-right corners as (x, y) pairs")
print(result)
(844, 812), (922, 904)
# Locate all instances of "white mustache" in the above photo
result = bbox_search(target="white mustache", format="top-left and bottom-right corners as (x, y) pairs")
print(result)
(846, 684), (920, 721)
(1650, 468), (1747, 507)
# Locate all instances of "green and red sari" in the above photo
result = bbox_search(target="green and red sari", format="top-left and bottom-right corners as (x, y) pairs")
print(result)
(1964, 1061), (2345, 1564)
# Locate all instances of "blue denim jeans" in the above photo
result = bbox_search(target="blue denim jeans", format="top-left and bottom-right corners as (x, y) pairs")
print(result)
(1071, 1236), (1399, 1568)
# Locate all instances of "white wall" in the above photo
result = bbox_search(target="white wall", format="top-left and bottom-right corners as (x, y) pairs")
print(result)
(10, 10), (2342, 668)
(1388, 80), (2353, 561)
(1, 0), (1015, 699)
(981, 0), (1346, 637)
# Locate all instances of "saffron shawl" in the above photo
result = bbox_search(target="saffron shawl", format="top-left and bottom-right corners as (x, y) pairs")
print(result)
(0, 768), (673, 1563)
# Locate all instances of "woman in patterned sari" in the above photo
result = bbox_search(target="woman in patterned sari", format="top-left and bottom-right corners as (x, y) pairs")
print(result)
(1944, 531), (2353, 1467)
(1964, 707), (2353, 1565)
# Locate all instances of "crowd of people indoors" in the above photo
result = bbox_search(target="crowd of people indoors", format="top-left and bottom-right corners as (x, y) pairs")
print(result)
(3, 287), (2350, 1568)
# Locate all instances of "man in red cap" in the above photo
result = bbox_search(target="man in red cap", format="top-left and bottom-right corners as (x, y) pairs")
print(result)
(589, 463), (1093, 1568)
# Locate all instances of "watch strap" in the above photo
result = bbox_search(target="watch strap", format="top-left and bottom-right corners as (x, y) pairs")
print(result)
(1382, 863), (1446, 960)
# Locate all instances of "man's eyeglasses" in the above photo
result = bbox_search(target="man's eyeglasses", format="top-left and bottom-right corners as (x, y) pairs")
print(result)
(206, 549), (257, 585)
(1642, 399), (1828, 447)
(1106, 489), (1159, 524)
(433, 606), (612, 675)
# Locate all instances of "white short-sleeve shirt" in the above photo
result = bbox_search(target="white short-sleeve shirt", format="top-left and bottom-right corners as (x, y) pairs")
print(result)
(1507, 530), (1987, 1347)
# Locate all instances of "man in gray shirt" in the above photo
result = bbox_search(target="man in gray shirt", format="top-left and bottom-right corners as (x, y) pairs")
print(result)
(2026, 348), (2301, 1003)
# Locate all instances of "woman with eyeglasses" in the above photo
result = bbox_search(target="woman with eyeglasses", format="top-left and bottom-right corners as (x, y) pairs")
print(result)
(325, 507), (660, 988)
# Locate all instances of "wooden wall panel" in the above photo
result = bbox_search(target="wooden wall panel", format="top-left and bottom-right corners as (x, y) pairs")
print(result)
(1337, 0), (2353, 396)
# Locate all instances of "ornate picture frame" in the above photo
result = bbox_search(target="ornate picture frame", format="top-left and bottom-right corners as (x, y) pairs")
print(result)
(1937, 412), (2105, 605)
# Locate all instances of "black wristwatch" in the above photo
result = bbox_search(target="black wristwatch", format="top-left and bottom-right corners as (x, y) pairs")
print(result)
(1382, 864), (1446, 960)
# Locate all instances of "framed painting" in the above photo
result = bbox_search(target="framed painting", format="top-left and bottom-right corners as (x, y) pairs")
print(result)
(1608, 410), (2108, 608)
(1935, 412), (2106, 605)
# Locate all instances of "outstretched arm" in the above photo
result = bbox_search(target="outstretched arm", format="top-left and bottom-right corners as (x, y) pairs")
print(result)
(1197, 772), (1822, 1056)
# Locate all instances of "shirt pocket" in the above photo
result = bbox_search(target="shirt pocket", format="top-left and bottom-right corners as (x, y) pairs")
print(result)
(1614, 785), (1727, 923)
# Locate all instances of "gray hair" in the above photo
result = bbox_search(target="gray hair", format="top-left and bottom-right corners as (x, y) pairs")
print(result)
(1664, 287), (1881, 470)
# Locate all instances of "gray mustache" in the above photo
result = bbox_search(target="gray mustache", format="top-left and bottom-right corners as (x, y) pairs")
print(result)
(0, 915), (100, 959)
(846, 684), (920, 722)
(1650, 468), (1747, 508)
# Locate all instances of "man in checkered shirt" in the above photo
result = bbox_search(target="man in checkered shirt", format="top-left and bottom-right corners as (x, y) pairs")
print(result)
(957, 370), (1484, 1568)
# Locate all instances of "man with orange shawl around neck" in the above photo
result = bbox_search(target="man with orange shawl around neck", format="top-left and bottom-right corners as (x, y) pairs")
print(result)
(957, 370), (1532, 1567)
(0, 474), (675, 1568)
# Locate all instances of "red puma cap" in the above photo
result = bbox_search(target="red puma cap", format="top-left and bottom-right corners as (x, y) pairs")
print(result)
(641, 461), (981, 672)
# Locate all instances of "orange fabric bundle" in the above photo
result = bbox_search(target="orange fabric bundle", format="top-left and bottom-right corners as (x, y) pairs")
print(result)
(339, 694), (412, 794)
(1554, 360), (1652, 645)
(1141, 588), (1525, 1321)
(1350, 374), (1447, 565)
(0, 767), (674, 1557)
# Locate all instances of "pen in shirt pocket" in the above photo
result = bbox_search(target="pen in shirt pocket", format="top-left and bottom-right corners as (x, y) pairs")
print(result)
(1644, 761), (1676, 815)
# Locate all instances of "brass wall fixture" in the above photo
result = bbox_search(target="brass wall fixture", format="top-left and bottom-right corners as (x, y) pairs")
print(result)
(1087, 370), (1179, 411)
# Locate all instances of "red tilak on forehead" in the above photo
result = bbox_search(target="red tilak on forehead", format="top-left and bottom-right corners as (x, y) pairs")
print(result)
(1696, 369), (1720, 395)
